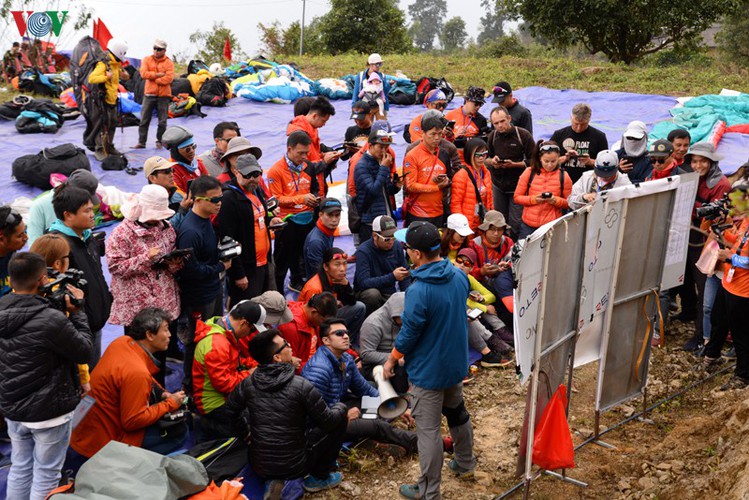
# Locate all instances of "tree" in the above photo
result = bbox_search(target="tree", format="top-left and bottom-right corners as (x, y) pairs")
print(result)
(407, 0), (447, 51)
(717, 1), (749, 67)
(440, 17), (468, 52)
(189, 21), (244, 64)
(318, 0), (411, 55)
(501, 0), (740, 64)
(477, 0), (505, 44)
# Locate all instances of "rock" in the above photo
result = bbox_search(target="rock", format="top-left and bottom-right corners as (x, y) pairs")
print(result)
(669, 379), (682, 389)
(340, 481), (361, 496)
(641, 462), (650, 472)
(387, 456), (395, 468)
(656, 462), (672, 471)
(475, 471), (493, 487)
(618, 480), (632, 491)
(671, 460), (685, 472)
(621, 405), (636, 417)
(638, 477), (656, 490)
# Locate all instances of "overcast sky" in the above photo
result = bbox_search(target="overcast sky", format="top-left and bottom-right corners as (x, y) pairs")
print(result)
(34, 0), (486, 60)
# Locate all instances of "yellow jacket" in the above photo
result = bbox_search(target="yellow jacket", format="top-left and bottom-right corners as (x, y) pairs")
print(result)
(466, 274), (496, 313)
(88, 53), (121, 105)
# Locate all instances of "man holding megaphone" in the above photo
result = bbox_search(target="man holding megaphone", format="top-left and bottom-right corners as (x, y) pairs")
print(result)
(302, 318), (418, 454)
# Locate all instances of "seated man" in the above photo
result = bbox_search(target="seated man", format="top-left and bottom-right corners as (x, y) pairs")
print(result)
(71, 308), (188, 458)
(354, 215), (411, 316)
(224, 329), (348, 497)
(304, 197), (342, 280)
(300, 247), (367, 348)
(278, 292), (339, 370)
(193, 301), (268, 438)
(303, 318), (417, 454)
(567, 150), (632, 211)
(358, 292), (408, 393)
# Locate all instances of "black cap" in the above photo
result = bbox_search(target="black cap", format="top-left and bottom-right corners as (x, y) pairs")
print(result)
(351, 100), (371, 120)
(228, 300), (267, 332)
(648, 139), (675, 158)
(395, 221), (441, 252)
(491, 81), (512, 102)
(319, 197), (342, 214)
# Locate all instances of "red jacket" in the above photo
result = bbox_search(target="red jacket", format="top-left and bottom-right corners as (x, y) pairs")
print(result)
(70, 336), (179, 458)
(469, 235), (514, 281)
(450, 164), (494, 231)
(278, 301), (320, 371)
(140, 54), (175, 97)
(172, 157), (209, 196)
(514, 167), (572, 228)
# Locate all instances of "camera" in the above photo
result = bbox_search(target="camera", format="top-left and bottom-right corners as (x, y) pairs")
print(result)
(217, 236), (242, 261)
(40, 268), (87, 311)
(266, 196), (279, 213)
(696, 196), (730, 220)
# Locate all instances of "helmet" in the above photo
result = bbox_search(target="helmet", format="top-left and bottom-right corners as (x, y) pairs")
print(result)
(465, 86), (486, 104)
(209, 63), (222, 74)
(107, 38), (128, 62)
(162, 125), (193, 149)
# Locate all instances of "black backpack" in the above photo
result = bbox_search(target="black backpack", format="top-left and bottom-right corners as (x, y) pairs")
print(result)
(196, 77), (228, 107)
(70, 36), (109, 114)
(12, 144), (90, 189)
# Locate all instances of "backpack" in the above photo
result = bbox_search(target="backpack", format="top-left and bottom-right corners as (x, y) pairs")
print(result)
(435, 78), (455, 103)
(70, 36), (109, 114)
(196, 77), (228, 107)
(15, 99), (66, 133)
(414, 77), (437, 105)
(187, 437), (248, 483)
(12, 144), (90, 189)
(171, 77), (194, 97)
(187, 59), (210, 75)
(168, 93), (206, 118)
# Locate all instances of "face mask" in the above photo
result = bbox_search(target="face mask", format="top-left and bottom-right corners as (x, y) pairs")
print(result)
(623, 136), (647, 157)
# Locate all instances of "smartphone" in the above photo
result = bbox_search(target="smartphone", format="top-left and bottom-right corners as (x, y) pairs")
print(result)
(467, 308), (483, 321)
(541, 192), (553, 199)
(269, 221), (288, 230)
(436, 174), (447, 181)
(392, 172), (400, 182)
(445, 120), (456, 130)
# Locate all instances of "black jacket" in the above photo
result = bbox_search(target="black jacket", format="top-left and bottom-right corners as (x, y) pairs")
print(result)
(0, 293), (92, 422)
(224, 362), (346, 480)
(216, 180), (272, 281)
(50, 229), (112, 332)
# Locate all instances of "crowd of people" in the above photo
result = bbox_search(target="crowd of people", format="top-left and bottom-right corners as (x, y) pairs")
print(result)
(0, 45), (748, 500)
(2, 40), (57, 82)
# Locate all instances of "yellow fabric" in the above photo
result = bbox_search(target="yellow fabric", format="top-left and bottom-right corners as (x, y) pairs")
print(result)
(87, 54), (121, 105)
(78, 363), (90, 386)
(466, 274), (496, 313)
(187, 70), (212, 95)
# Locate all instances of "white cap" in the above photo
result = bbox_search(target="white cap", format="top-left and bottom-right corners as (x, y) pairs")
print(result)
(367, 53), (383, 65)
(623, 120), (647, 140)
(447, 213), (473, 237)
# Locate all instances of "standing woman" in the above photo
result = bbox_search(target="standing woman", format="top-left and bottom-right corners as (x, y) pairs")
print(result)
(514, 141), (572, 239)
(451, 138), (494, 232)
(352, 54), (391, 118)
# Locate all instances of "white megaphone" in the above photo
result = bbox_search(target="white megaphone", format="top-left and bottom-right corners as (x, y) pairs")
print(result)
(372, 365), (408, 419)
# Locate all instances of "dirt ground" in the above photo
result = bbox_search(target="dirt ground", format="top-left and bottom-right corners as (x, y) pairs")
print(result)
(308, 319), (749, 499)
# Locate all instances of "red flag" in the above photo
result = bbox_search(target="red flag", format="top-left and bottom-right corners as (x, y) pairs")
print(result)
(93, 18), (113, 50)
(223, 36), (232, 63)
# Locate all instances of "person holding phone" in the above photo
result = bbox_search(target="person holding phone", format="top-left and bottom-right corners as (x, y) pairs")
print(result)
(550, 103), (609, 184)
(615, 120), (653, 184)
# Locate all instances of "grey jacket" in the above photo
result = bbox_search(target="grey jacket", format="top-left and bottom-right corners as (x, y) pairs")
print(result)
(359, 292), (405, 378)
(567, 170), (633, 211)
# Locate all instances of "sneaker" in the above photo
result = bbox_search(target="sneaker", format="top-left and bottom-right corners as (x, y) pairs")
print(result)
(480, 351), (513, 369)
(651, 332), (661, 348)
(443, 436), (454, 454)
(720, 375), (749, 391)
(288, 281), (304, 293)
(303, 472), (342, 493)
(131, 143), (146, 149)
(723, 347), (737, 360)
(462, 374), (475, 385)
(682, 338), (703, 352)
(448, 458), (475, 478)
(399, 484), (422, 499)
(703, 356), (726, 374)
(263, 479), (284, 500)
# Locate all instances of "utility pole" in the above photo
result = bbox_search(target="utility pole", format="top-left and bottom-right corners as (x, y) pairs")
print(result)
(299, 0), (306, 56)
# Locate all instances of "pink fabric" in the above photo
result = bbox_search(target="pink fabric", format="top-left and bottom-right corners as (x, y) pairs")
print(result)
(105, 219), (180, 325)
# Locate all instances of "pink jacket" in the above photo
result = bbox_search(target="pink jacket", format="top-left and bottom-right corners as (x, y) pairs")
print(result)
(106, 219), (180, 325)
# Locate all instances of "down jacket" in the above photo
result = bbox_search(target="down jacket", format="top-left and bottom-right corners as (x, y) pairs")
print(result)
(0, 294), (92, 422)
(450, 164), (494, 231)
(353, 152), (399, 224)
(513, 167), (572, 229)
(140, 54), (175, 97)
(301, 346), (378, 407)
(223, 362), (347, 480)
(359, 292), (405, 378)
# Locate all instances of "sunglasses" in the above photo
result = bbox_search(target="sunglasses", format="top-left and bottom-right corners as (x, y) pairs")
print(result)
(195, 195), (223, 204)
(1, 209), (22, 229)
(240, 171), (262, 179)
(539, 144), (560, 153)
(651, 157), (669, 164)
(374, 232), (394, 242)
(156, 168), (173, 175)
(274, 339), (290, 355)
(153, 47), (166, 51)
(433, 102), (447, 110)
(181, 144), (197, 152)
(328, 329), (349, 338)
(373, 62), (383, 67)
(474, 151), (489, 158)
(455, 257), (474, 266)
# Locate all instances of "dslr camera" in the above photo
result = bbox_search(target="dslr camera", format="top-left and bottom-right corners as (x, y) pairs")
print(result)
(40, 268), (87, 312)
(696, 195), (730, 221)
(218, 236), (242, 261)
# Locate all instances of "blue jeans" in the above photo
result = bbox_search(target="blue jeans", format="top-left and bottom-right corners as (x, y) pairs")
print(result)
(702, 274), (721, 341)
(6, 418), (72, 500)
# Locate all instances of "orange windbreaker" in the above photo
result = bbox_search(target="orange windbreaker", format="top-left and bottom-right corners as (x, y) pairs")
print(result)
(450, 164), (494, 231)
(514, 167), (572, 228)
(140, 54), (175, 97)
(403, 141), (447, 218)
(267, 156), (321, 218)
(287, 116), (322, 161)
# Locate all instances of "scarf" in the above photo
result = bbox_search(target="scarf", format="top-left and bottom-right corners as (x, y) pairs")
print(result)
(651, 163), (677, 180)
(316, 218), (336, 237)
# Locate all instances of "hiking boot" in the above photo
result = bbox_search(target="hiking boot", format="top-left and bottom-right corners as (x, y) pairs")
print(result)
(480, 351), (513, 369)
(703, 356), (726, 374)
(303, 472), (342, 493)
(131, 143), (146, 149)
(288, 281), (304, 293)
(682, 337), (703, 352)
(723, 347), (737, 360)
(399, 484), (422, 499)
(720, 375), (749, 391)
(263, 479), (284, 500)
(448, 458), (475, 478)
(462, 373), (475, 385)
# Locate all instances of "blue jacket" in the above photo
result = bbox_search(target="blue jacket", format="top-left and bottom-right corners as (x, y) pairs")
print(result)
(395, 259), (470, 390)
(616, 147), (653, 184)
(352, 70), (391, 112)
(354, 152), (398, 224)
(304, 225), (334, 280)
(354, 238), (411, 295)
(302, 346), (378, 407)
(176, 210), (224, 307)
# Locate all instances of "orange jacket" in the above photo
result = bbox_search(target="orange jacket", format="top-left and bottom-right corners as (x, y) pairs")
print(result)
(267, 156), (321, 218)
(514, 167), (572, 228)
(722, 218), (749, 298)
(408, 113), (425, 143)
(140, 54), (174, 97)
(70, 336), (179, 458)
(403, 141), (447, 218)
(450, 164), (494, 231)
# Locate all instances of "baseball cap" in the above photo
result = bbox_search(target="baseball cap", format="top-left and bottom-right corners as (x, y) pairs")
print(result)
(491, 81), (512, 102)
(594, 150), (619, 177)
(319, 197), (342, 214)
(623, 120), (647, 140)
(153, 39), (167, 49)
(251, 291), (293, 325)
(369, 128), (395, 145)
(68, 169), (99, 204)
(351, 100), (371, 120)
(372, 215), (397, 237)
(144, 156), (177, 177)
(457, 247), (478, 264)
(367, 53), (383, 65)
(478, 210), (508, 232)
(447, 213), (474, 237)
(229, 301), (267, 332)
(235, 154), (262, 177)
(648, 139), (675, 158)
(465, 86), (486, 104)
(394, 221), (441, 252)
